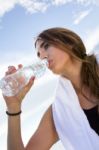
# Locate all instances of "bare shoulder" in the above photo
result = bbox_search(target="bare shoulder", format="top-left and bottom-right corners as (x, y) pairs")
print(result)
(26, 105), (59, 150)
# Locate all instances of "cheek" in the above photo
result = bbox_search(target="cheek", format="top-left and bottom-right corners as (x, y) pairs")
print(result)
(56, 54), (69, 66)
(51, 60), (65, 74)
(52, 55), (69, 73)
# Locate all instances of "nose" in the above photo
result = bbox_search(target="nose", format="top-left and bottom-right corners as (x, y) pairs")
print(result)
(37, 49), (47, 59)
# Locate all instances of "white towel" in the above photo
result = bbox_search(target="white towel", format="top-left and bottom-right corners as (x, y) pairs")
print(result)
(52, 76), (99, 150)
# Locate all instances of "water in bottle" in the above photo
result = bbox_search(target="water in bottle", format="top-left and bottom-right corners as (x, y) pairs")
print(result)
(0, 58), (48, 96)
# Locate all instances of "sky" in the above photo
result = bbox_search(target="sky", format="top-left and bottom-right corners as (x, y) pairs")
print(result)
(0, 0), (99, 150)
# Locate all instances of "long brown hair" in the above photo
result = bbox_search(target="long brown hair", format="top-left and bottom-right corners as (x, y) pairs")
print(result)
(35, 27), (99, 106)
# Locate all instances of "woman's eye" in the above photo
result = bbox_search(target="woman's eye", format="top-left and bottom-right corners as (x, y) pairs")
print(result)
(44, 43), (49, 50)
(37, 52), (40, 57)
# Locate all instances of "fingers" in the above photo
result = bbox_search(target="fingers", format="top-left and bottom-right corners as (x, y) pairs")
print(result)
(5, 64), (23, 76)
(5, 66), (17, 75)
(23, 76), (35, 93)
(18, 64), (23, 69)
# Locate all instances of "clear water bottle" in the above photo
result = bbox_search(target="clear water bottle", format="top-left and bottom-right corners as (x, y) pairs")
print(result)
(0, 58), (48, 96)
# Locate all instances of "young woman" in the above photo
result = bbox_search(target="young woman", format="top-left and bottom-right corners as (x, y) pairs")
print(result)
(3, 27), (99, 150)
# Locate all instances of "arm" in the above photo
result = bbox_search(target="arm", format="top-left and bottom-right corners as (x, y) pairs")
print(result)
(7, 105), (58, 150)
(7, 104), (24, 150)
(26, 106), (59, 150)
(3, 65), (58, 150)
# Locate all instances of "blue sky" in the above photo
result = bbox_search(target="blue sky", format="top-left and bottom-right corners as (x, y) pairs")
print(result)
(0, 0), (99, 150)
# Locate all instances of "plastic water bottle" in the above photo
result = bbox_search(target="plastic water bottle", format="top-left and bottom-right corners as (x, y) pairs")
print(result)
(0, 58), (48, 96)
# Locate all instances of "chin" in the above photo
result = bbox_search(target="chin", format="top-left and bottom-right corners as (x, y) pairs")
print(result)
(51, 68), (62, 75)
(49, 64), (63, 75)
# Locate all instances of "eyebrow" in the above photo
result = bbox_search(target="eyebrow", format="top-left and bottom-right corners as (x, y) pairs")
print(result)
(39, 41), (46, 48)
(36, 42), (43, 57)
(36, 41), (47, 57)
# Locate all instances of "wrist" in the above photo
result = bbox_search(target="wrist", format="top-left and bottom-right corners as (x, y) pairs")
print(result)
(6, 110), (22, 116)
(7, 103), (21, 114)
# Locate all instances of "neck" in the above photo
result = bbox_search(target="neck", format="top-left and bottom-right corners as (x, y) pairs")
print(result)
(62, 59), (82, 89)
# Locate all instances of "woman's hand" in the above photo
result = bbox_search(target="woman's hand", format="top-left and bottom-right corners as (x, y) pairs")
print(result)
(3, 65), (35, 112)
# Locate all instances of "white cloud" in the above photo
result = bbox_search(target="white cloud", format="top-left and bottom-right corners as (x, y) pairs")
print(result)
(84, 27), (99, 53)
(0, 0), (99, 18)
(52, 0), (72, 6)
(0, 0), (48, 17)
(73, 9), (91, 25)
(0, 0), (17, 17)
(52, 0), (99, 6)
(18, 0), (49, 14)
(76, 0), (99, 6)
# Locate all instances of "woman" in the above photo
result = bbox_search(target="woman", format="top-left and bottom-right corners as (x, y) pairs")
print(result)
(3, 27), (99, 150)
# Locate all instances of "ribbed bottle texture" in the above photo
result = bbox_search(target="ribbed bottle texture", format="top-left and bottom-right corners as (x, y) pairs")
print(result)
(0, 58), (48, 96)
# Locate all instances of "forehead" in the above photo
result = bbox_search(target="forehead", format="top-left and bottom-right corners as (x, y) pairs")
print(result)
(36, 39), (45, 49)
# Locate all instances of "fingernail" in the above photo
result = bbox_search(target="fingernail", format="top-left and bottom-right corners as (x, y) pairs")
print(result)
(31, 76), (35, 80)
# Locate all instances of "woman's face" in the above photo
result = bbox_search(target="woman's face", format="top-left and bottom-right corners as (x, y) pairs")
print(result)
(36, 40), (71, 75)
